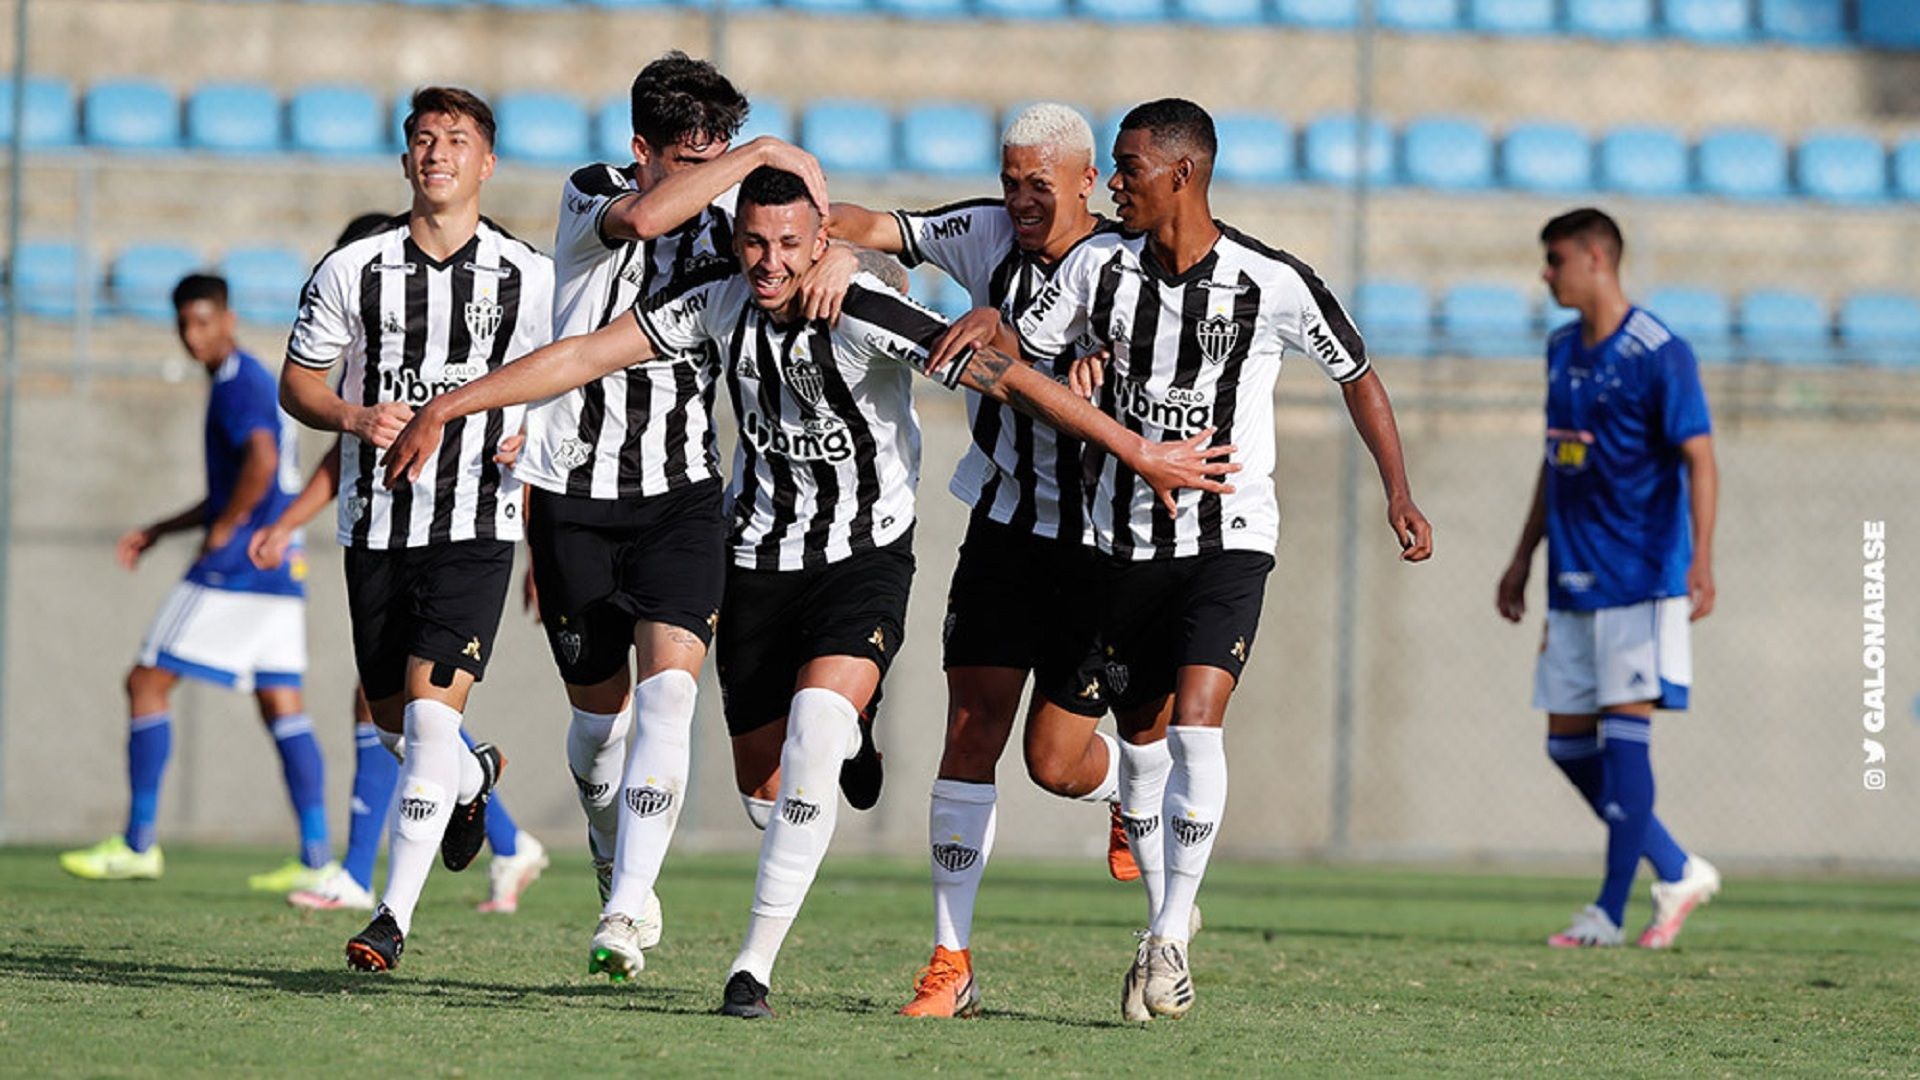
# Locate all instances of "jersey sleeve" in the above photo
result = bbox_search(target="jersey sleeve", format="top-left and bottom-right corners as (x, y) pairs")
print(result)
(633, 264), (738, 359)
(556, 165), (635, 262)
(513, 252), (557, 360)
(1014, 241), (1102, 359)
(838, 278), (971, 390)
(893, 199), (1013, 300)
(226, 367), (283, 447)
(1656, 338), (1712, 445)
(285, 251), (358, 371)
(1273, 259), (1370, 384)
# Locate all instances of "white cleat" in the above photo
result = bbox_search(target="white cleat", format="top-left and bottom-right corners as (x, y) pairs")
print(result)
(634, 888), (664, 950)
(477, 832), (548, 914)
(1639, 855), (1721, 949)
(1142, 936), (1195, 1019)
(1121, 933), (1153, 1023)
(588, 913), (645, 983)
(287, 866), (375, 912)
(1548, 903), (1625, 948)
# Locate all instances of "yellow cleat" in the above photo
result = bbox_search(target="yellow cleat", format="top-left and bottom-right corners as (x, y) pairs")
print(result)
(248, 859), (338, 894)
(59, 836), (163, 881)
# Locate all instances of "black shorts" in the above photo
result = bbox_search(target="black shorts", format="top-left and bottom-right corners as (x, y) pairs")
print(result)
(716, 532), (915, 737)
(343, 540), (516, 701)
(1099, 549), (1274, 712)
(527, 481), (726, 686)
(943, 510), (1107, 718)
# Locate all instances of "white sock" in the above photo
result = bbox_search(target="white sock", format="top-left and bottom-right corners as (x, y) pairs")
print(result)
(728, 687), (860, 984)
(1118, 737), (1173, 928)
(376, 725), (404, 763)
(456, 740), (483, 802)
(1152, 726), (1227, 943)
(928, 779), (996, 951)
(567, 702), (633, 858)
(741, 795), (775, 831)
(606, 670), (695, 919)
(1077, 731), (1121, 804)
(380, 699), (463, 935)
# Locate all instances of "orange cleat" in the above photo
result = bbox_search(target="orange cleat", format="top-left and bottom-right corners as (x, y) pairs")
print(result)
(899, 946), (981, 1018)
(1107, 803), (1141, 882)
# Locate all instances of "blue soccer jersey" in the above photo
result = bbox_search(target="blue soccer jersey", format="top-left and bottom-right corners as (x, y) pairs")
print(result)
(1543, 307), (1711, 612)
(186, 351), (304, 596)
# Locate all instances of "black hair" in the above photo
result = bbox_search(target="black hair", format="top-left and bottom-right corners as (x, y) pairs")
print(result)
(738, 165), (814, 213)
(1119, 98), (1217, 161)
(1540, 207), (1624, 264)
(171, 273), (228, 312)
(404, 86), (496, 149)
(630, 51), (749, 152)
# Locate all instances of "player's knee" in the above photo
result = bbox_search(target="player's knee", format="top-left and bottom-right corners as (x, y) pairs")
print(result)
(125, 665), (169, 705)
(635, 668), (698, 727)
(1023, 744), (1081, 795)
(787, 687), (860, 762)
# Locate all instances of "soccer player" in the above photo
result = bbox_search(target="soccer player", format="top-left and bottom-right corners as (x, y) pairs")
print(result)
(1496, 207), (1721, 950)
(381, 164), (1235, 1017)
(829, 103), (1152, 1018)
(1012, 99), (1433, 1021)
(278, 87), (555, 971)
(60, 273), (329, 891)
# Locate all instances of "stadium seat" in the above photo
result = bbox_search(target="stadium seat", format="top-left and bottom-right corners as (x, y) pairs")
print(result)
(1500, 124), (1592, 192)
(83, 80), (180, 152)
(976, 0), (1071, 18)
(8, 242), (84, 319)
(1175, 0), (1267, 25)
(392, 95), (415, 148)
(1379, 0), (1461, 32)
(1644, 286), (1734, 364)
(802, 101), (896, 173)
(1401, 117), (1493, 190)
(222, 246), (309, 327)
(1757, 0), (1848, 45)
(1566, 0), (1656, 38)
(581, 0), (682, 8)
(1439, 283), (1534, 359)
(1697, 128), (1789, 199)
(1354, 281), (1431, 359)
(1859, 0), (1920, 48)
(487, 0), (574, 7)
(289, 86), (387, 156)
(1738, 289), (1830, 364)
(781, 0), (874, 14)
(186, 83), (282, 153)
(596, 99), (633, 164)
(0, 77), (78, 148)
(1466, 0), (1556, 34)
(110, 244), (203, 323)
(901, 103), (996, 176)
(1597, 126), (1691, 196)
(1838, 293), (1920, 367)
(1302, 115), (1394, 186)
(876, 0), (972, 16)
(495, 93), (591, 165)
(1275, 0), (1357, 29)
(1795, 131), (1888, 203)
(1078, 0), (1170, 21)
(736, 99), (795, 144)
(1664, 0), (1753, 43)
(1213, 113), (1295, 185)
(1893, 139), (1920, 201)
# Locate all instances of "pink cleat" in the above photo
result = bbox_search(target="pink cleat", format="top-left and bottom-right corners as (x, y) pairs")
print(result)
(1548, 904), (1623, 948)
(1638, 855), (1721, 949)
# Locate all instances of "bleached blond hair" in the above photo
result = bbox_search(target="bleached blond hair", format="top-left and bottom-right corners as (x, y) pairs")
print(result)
(1001, 102), (1095, 158)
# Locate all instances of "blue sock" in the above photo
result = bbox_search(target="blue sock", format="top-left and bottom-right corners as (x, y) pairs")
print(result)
(344, 722), (398, 890)
(269, 713), (330, 869)
(124, 713), (172, 853)
(1595, 714), (1656, 926)
(1548, 732), (1690, 885)
(459, 728), (518, 857)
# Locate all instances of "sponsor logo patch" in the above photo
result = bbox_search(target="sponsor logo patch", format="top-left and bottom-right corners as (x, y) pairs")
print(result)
(552, 437), (592, 472)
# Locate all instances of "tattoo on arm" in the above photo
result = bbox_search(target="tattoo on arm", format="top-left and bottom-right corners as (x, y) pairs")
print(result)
(964, 347), (1014, 394)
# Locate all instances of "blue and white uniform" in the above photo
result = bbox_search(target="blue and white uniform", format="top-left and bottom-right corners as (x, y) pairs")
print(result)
(1534, 308), (1711, 713)
(137, 351), (307, 690)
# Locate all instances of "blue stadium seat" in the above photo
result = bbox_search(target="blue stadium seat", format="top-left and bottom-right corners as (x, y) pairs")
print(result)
(1440, 283), (1534, 359)
(495, 93), (590, 165)
(1096, 111), (1127, 163)
(1597, 126), (1690, 196)
(1500, 124), (1592, 192)
(1664, 0), (1752, 43)
(1697, 128), (1789, 199)
(111, 244), (203, 323)
(1401, 117), (1492, 190)
(1566, 0), (1656, 38)
(596, 99), (633, 163)
(290, 86), (386, 156)
(1354, 281), (1431, 359)
(1894, 139), (1920, 201)
(392, 95), (415, 148)
(1738, 289), (1830, 364)
(1213, 114), (1294, 184)
(1275, 0), (1357, 28)
(1838, 293), (1920, 367)
(901, 103), (996, 175)
(9, 242), (83, 319)
(0, 77), (78, 148)
(1758, 0), (1848, 45)
(1175, 0), (1267, 25)
(222, 247), (310, 327)
(1644, 286), (1734, 364)
(736, 99), (795, 144)
(1302, 115), (1394, 186)
(186, 83), (282, 153)
(84, 80), (180, 152)
(487, 0), (574, 7)
(1078, 0), (1169, 21)
(1796, 131), (1887, 203)
(781, 0), (873, 14)
(1379, 0), (1461, 32)
(976, 0), (1070, 17)
(802, 101), (896, 173)
(1859, 0), (1920, 48)
(877, 0), (972, 15)
(1466, 0), (1555, 33)
(581, 0), (682, 8)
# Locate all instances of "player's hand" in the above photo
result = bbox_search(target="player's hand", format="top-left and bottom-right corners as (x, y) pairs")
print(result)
(249, 524), (294, 570)
(200, 519), (238, 559)
(799, 243), (857, 324)
(115, 527), (156, 571)
(1388, 494), (1433, 563)
(383, 404), (446, 490)
(495, 432), (525, 469)
(929, 308), (1003, 376)
(522, 565), (541, 621)
(1687, 558), (1715, 621)
(1131, 427), (1239, 517)
(1496, 557), (1529, 623)
(349, 400), (415, 450)
(752, 137), (830, 220)
(1068, 349), (1109, 401)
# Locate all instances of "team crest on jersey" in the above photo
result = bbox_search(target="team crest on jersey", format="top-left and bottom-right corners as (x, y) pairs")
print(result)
(557, 628), (583, 665)
(931, 842), (980, 873)
(344, 493), (368, 522)
(624, 785), (674, 818)
(553, 437), (592, 471)
(787, 353), (827, 411)
(781, 797), (821, 827)
(1104, 660), (1130, 696)
(1171, 816), (1215, 847)
(1197, 314), (1240, 366)
(465, 297), (502, 342)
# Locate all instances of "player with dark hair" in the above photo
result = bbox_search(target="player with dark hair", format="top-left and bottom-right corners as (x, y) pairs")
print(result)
(1498, 206), (1721, 950)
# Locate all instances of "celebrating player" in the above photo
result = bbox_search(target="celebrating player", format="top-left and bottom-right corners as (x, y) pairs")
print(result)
(1496, 207), (1722, 949)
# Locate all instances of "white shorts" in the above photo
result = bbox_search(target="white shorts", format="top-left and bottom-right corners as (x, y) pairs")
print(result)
(1533, 596), (1691, 714)
(137, 580), (307, 692)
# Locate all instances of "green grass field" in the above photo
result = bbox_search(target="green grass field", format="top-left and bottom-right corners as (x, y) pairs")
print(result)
(3, 847), (1917, 1077)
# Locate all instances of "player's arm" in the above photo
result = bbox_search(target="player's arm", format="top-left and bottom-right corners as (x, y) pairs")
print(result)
(825, 203), (907, 253)
(201, 429), (279, 556)
(250, 443), (341, 570)
(117, 499), (208, 570)
(280, 363), (414, 447)
(604, 136), (826, 242)
(1680, 434), (1716, 620)
(1340, 370), (1432, 562)
(1497, 462), (1547, 623)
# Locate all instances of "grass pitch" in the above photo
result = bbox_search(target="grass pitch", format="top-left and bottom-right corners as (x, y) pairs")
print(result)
(2, 846), (1916, 1077)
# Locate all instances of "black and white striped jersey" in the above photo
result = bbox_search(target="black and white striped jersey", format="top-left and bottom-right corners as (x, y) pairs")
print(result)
(287, 215), (554, 550)
(636, 269), (971, 572)
(895, 199), (1115, 543)
(516, 163), (736, 500)
(1017, 223), (1369, 561)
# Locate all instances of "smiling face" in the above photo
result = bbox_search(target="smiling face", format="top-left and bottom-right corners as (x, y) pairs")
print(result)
(1106, 127), (1182, 234)
(402, 110), (495, 214)
(1000, 142), (1097, 256)
(733, 198), (827, 313)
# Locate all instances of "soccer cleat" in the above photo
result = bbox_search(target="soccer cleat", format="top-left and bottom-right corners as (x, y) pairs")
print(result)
(719, 970), (775, 1018)
(288, 866), (375, 912)
(1639, 855), (1722, 949)
(839, 708), (884, 811)
(634, 887), (664, 950)
(477, 832), (548, 914)
(248, 858), (339, 894)
(58, 836), (163, 881)
(346, 907), (405, 972)
(1107, 803), (1141, 882)
(1120, 932), (1153, 1023)
(588, 913), (645, 983)
(899, 946), (981, 1018)
(440, 742), (505, 873)
(1142, 935), (1195, 1019)
(1548, 903), (1625, 948)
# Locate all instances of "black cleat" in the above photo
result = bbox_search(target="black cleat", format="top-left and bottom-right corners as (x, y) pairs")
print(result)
(719, 970), (775, 1018)
(346, 907), (405, 972)
(838, 710), (884, 811)
(441, 742), (505, 872)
